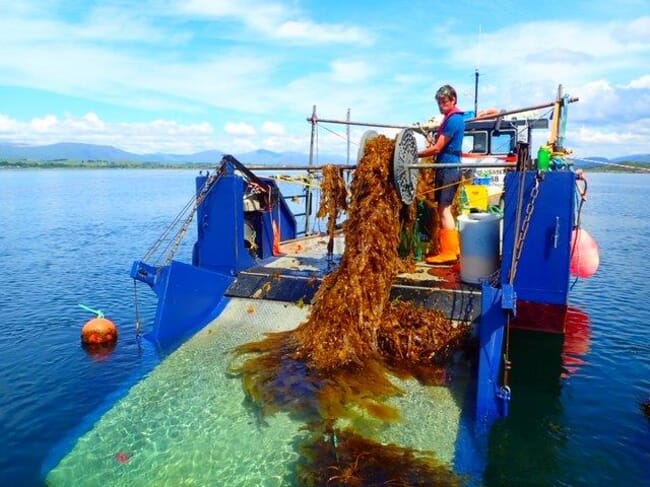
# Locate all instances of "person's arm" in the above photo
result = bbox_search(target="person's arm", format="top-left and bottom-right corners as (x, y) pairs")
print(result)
(418, 133), (451, 158)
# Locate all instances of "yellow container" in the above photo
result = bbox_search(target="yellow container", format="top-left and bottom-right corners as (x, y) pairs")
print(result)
(463, 184), (489, 212)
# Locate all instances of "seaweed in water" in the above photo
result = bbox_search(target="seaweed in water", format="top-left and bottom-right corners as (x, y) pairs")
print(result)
(230, 135), (471, 484)
(296, 427), (466, 487)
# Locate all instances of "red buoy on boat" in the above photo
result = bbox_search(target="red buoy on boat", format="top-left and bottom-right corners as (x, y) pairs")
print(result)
(570, 228), (599, 278)
(81, 317), (118, 345)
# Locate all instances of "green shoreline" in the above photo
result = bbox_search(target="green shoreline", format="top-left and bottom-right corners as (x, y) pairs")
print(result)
(0, 160), (216, 170)
(1, 159), (649, 172)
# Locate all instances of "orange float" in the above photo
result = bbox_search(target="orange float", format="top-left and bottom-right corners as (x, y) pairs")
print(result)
(81, 317), (118, 345)
(570, 228), (599, 278)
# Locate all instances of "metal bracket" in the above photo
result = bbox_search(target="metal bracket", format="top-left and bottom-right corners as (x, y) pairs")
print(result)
(501, 283), (517, 317)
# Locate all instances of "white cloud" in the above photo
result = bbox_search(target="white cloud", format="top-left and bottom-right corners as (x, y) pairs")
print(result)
(569, 77), (650, 125)
(330, 60), (373, 84)
(31, 115), (59, 132)
(625, 75), (650, 90)
(568, 121), (650, 158)
(275, 20), (371, 45)
(447, 17), (650, 93)
(175, 0), (372, 45)
(0, 3), (647, 158)
(0, 114), (16, 131)
(0, 112), (216, 153)
(261, 121), (285, 135)
(613, 16), (650, 43)
(224, 122), (256, 137)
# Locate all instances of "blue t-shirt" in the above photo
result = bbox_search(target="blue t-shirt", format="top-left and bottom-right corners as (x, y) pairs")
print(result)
(437, 112), (465, 163)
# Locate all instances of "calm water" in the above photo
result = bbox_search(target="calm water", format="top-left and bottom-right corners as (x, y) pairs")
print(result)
(0, 169), (648, 486)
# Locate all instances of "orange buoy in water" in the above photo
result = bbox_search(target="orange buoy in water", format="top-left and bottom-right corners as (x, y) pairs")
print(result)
(81, 317), (118, 345)
(570, 228), (599, 278)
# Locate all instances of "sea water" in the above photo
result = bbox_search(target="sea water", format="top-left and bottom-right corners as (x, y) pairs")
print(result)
(1, 169), (649, 486)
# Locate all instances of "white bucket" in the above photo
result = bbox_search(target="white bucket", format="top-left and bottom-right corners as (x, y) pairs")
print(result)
(457, 213), (502, 284)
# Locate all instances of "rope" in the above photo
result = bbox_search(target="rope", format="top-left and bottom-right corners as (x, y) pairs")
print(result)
(78, 303), (104, 318)
(319, 123), (359, 146)
(569, 173), (588, 290)
(141, 194), (196, 265)
(133, 279), (142, 338)
(501, 167), (543, 391)
(567, 156), (650, 173)
(415, 179), (463, 198)
(140, 166), (225, 267)
(272, 174), (321, 189)
(500, 169), (528, 390)
(162, 169), (225, 265)
(509, 169), (528, 283)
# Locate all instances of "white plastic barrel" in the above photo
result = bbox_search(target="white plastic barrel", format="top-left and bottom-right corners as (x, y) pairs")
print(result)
(457, 213), (502, 284)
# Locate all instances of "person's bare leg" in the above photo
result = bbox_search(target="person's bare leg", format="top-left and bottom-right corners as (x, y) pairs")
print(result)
(438, 204), (455, 229)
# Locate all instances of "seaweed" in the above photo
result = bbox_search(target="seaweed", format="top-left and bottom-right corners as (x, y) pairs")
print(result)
(230, 135), (470, 484)
(296, 427), (466, 487)
(317, 165), (348, 254)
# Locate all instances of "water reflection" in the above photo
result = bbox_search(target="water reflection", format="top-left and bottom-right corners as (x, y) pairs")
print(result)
(483, 305), (591, 486)
(561, 306), (591, 378)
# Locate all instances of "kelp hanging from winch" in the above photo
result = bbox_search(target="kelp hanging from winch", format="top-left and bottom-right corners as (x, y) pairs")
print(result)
(231, 135), (470, 422)
(316, 165), (348, 254)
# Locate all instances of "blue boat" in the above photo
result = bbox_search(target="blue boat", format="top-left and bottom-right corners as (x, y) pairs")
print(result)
(43, 86), (593, 485)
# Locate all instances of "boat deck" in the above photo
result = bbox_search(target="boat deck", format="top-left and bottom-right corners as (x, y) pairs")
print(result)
(226, 233), (482, 325)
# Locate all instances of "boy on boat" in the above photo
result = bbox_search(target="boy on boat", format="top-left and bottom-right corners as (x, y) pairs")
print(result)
(417, 84), (465, 264)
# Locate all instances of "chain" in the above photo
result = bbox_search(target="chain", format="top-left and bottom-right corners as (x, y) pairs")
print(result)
(510, 174), (541, 283)
(501, 172), (542, 393)
(164, 166), (225, 265)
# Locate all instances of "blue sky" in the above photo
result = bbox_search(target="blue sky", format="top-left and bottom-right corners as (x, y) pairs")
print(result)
(0, 0), (648, 158)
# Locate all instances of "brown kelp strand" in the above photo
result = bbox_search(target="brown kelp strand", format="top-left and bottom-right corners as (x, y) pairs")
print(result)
(290, 135), (404, 375)
(416, 163), (439, 254)
(296, 427), (466, 487)
(231, 134), (470, 422)
(379, 301), (470, 385)
(397, 199), (419, 272)
(317, 165), (348, 252)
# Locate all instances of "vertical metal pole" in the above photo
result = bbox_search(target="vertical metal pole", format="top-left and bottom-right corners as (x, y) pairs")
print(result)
(474, 68), (479, 116)
(305, 105), (317, 234)
(558, 89), (568, 151)
(346, 108), (351, 165)
(548, 85), (563, 147)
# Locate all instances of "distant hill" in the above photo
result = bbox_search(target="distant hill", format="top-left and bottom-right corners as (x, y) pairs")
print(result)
(611, 154), (650, 164)
(572, 154), (650, 171)
(0, 142), (137, 161)
(0, 142), (348, 165)
(2, 141), (646, 170)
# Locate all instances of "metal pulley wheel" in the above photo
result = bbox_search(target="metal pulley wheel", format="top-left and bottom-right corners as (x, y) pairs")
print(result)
(393, 129), (418, 204)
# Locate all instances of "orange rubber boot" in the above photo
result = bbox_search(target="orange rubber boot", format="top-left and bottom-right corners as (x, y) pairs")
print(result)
(425, 228), (459, 265)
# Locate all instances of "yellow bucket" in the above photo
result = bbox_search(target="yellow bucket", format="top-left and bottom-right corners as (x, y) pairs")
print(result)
(463, 184), (489, 212)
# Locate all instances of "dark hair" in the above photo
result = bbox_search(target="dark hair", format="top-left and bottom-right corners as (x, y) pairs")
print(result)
(435, 84), (457, 101)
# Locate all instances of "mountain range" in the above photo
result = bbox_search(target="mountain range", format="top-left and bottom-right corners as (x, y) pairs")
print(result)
(1, 141), (649, 167)
(0, 142), (348, 165)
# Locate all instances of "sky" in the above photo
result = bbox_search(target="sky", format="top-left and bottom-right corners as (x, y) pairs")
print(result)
(0, 0), (649, 159)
